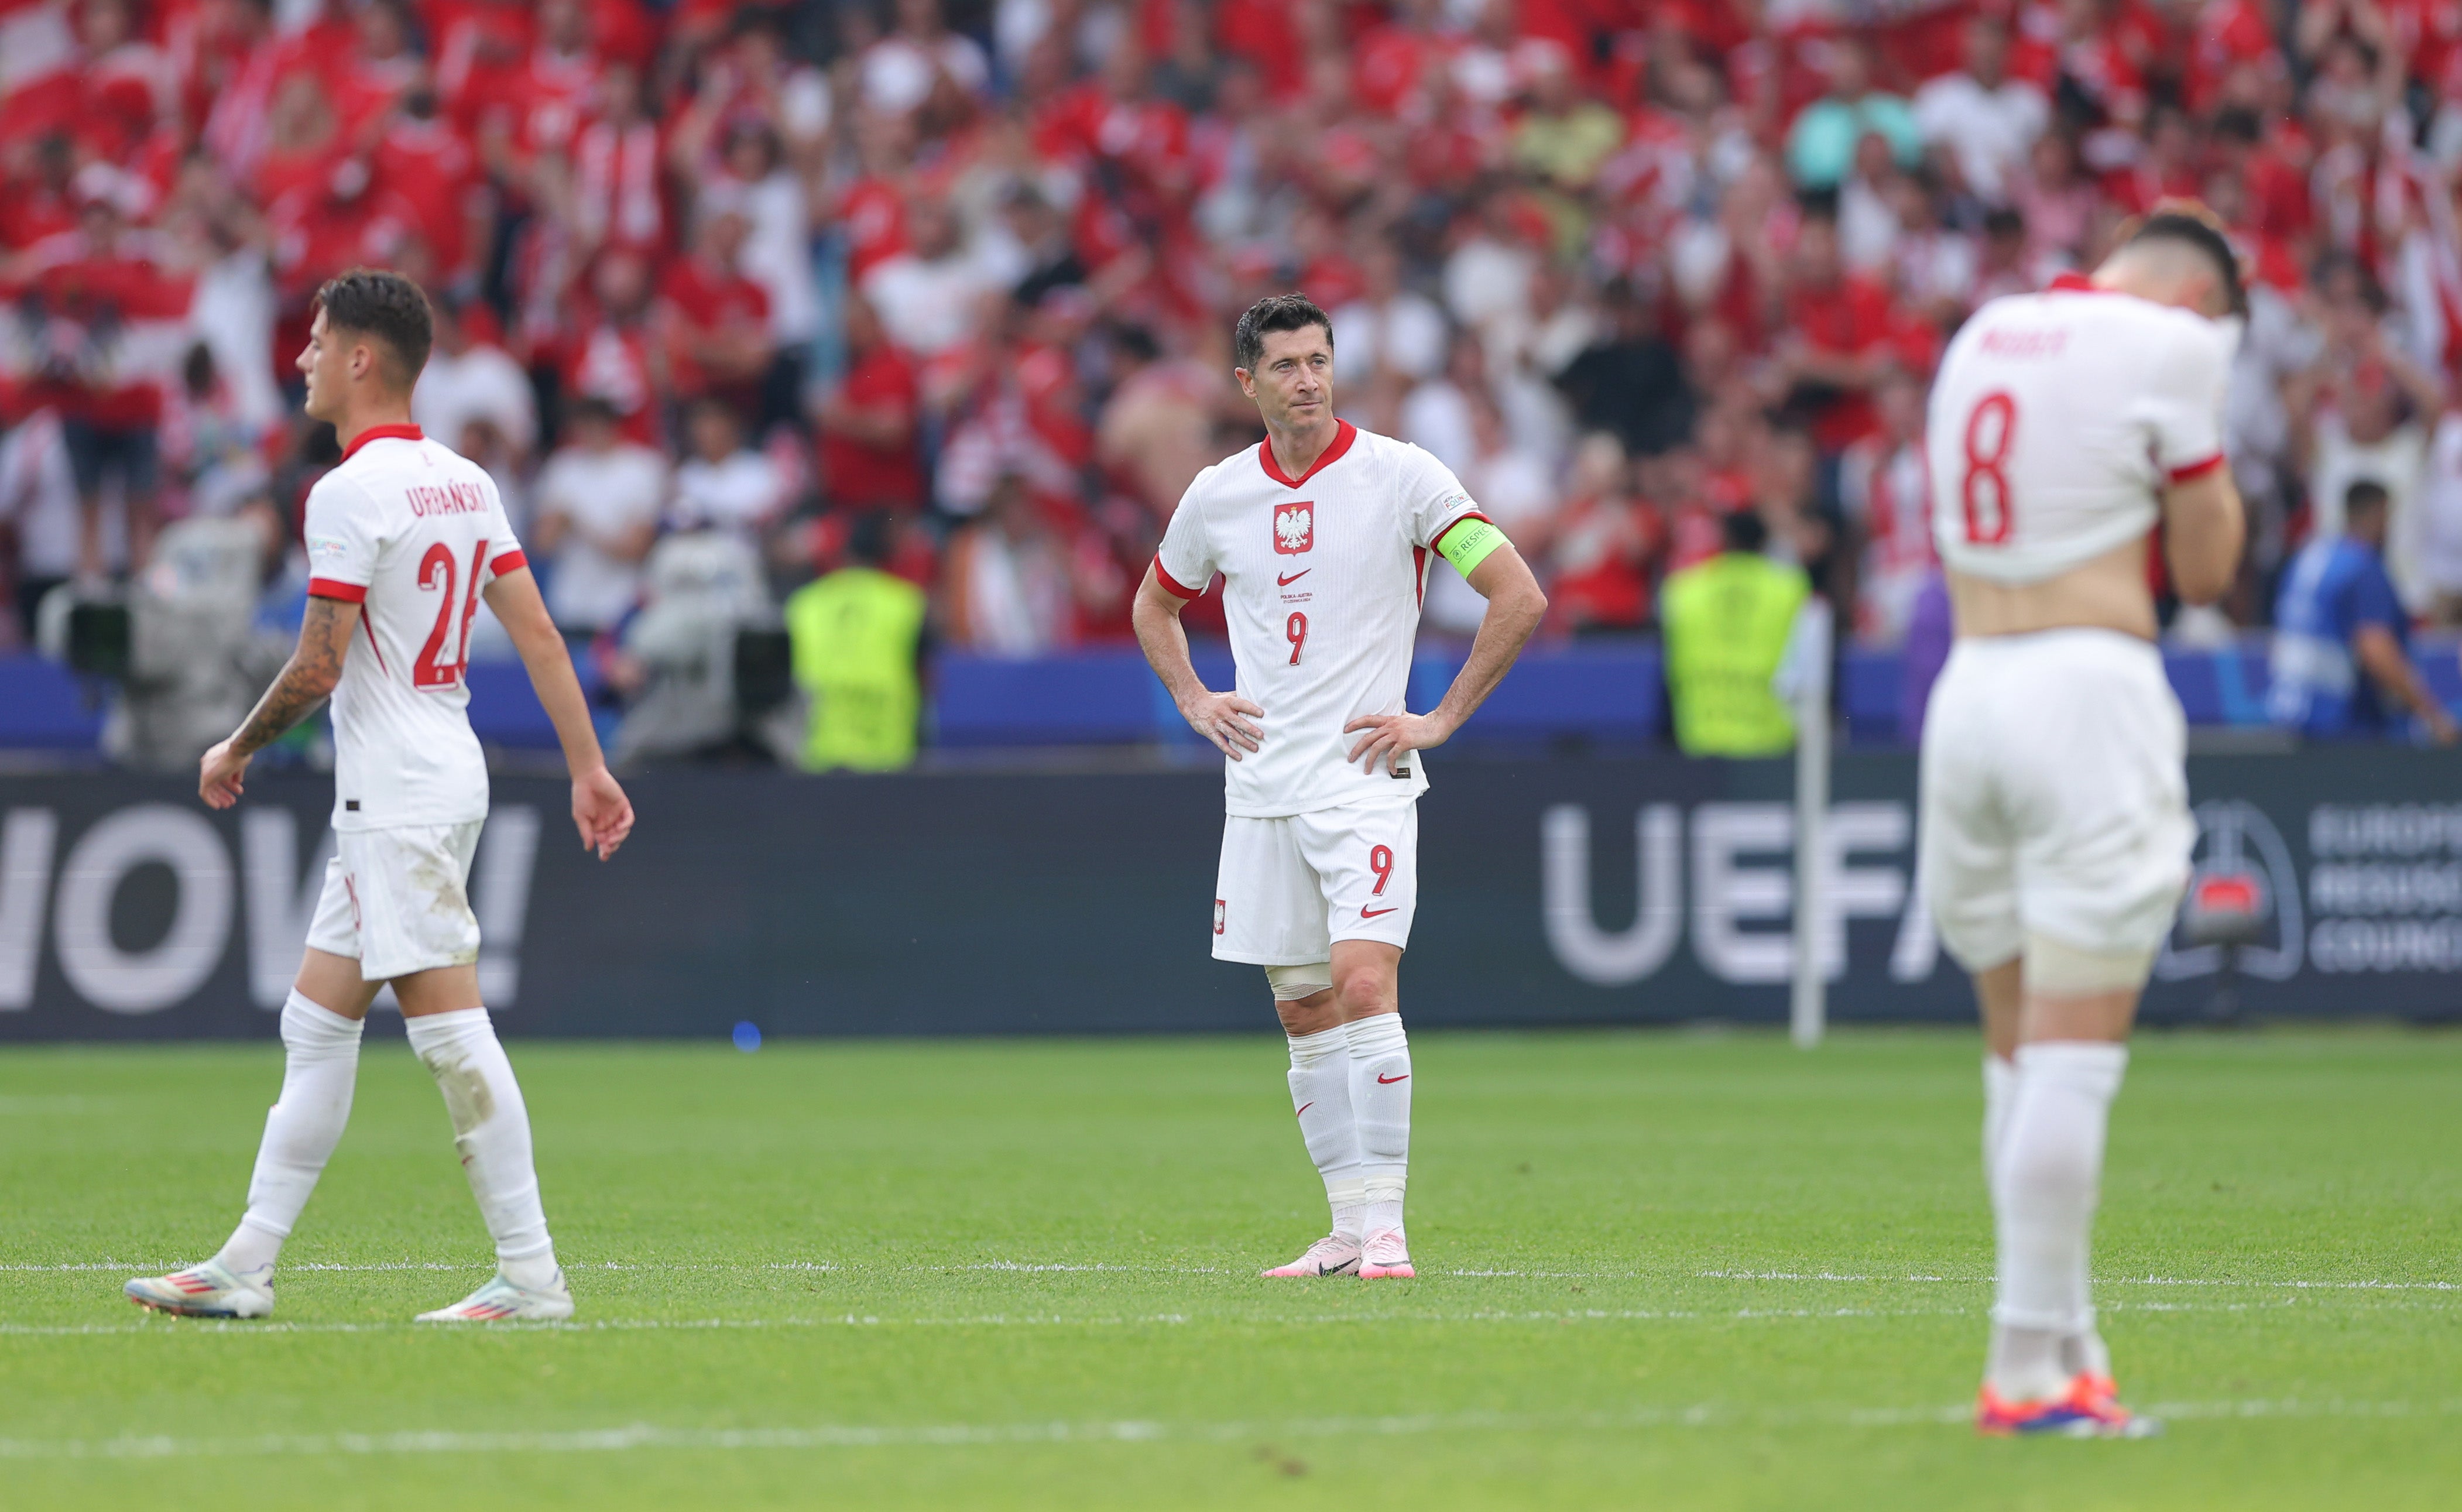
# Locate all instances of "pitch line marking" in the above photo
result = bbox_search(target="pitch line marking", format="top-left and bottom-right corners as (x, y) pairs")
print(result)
(1696, 1269), (2462, 1292)
(11, 1259), (2458, 1295)
(0, 1295), (2385, 1340)
(4, 1398), (2460, 1459)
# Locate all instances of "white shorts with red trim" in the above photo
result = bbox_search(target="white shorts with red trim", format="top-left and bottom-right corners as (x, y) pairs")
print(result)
(304, 821), (485, 982)
(1212, 797), (1418, 964)
(1919, 629), (2192, 972)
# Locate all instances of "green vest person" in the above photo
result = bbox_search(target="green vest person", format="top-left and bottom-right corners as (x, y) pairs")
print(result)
(1659, 510), (1812, 757)
(784, 517), (927, 772)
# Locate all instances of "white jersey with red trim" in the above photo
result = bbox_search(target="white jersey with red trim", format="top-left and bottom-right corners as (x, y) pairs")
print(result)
(303, 424), (527, 832)
(1926, 274), (2232, 584)
(1154, 420), (1484, 818)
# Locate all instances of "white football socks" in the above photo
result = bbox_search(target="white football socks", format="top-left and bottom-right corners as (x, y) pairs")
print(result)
(1988, 1040), (2128, 1401)
(1344, 1014), (1411, 1237)
(1287, 1026), (1364, 1242)
(1982, 1052), (2016, 1192)
(404, 1008), (560, 1291)
(212, 992), (366, 1281)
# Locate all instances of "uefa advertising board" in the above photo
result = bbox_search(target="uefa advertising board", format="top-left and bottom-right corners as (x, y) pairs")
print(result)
(0, 751), (2456, 1040)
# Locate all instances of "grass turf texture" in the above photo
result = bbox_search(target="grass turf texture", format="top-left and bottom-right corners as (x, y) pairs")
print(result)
(2, 1029), (2457, 1510)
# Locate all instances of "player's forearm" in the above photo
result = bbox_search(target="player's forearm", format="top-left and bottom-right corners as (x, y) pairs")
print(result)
(230, 598), (352, 756)
(2355, 628), (2442, 721)
(1132, 588), (1209, 707)
(515, 624), (611, 776)
(1431, 577), (1545, 733)
(229, 660), (338, 757)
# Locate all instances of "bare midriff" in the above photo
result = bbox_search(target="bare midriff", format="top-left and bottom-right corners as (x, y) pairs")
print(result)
(1947, 537), (2158, 642)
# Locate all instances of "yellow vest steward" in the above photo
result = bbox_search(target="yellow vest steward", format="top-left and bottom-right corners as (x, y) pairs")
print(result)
(1659, 551), (1811, 757)
(784, 567), (927, 772)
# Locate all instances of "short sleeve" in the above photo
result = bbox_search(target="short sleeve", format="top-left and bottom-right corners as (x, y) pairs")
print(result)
(2141, 318), (2231, 479)
(1400, 444), (1485, 550)
(1152, 475), (1215, 599)
(480, 472), (527, 582)
(302, 475), (379, 602)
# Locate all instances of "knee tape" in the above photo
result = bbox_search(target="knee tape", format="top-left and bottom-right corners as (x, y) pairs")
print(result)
(1266, 963), (1333, 1000)
(2024, 932), (2156, 996)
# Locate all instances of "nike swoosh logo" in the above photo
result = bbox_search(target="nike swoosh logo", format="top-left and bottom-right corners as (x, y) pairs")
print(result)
(1295, 1102), (1314, 1117)
(1377, 1072), (1410, 1085)
(1277, 570), (1310, 586)
(1360, 906), (1398, 918)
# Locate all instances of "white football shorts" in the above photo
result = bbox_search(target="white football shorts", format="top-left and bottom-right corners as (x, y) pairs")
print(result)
(1919, 628), (2192, 973)
(304, 820), (486, 982)
(1213, 798), (1418, 964)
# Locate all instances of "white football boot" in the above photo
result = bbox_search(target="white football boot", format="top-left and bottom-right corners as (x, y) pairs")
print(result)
(1358, 1228), (1414, 1280)
(1262, 1234), (1363, 1277)
(125, 1260), (275, 1319)
(416, 1269), (574, 1322)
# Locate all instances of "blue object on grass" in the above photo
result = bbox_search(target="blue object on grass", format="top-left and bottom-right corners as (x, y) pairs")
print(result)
(732, 1021), (762, 1052)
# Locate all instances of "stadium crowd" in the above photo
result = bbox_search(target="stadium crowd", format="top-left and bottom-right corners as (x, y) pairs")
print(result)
(4, 0), (2462, 682)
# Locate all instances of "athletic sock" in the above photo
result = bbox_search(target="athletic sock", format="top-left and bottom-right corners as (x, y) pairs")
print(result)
(212, 992), (365, 1280)
(1344, 1014), (1411, 1236)
(403, 1008), (560, 1288)
(1287, 1027), (1364, 1242)
(1988, 1041), (2128, 1401)
(1982, 1052), (2017, 1194)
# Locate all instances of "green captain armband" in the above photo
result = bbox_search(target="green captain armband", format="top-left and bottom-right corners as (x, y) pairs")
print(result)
(1434, 513), (1507, 576)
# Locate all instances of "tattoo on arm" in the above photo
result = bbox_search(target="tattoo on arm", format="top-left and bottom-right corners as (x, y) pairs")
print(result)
(232, 597), (353, 756)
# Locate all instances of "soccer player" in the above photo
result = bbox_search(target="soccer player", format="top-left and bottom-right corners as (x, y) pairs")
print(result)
(1921, 208), (2247, 1435)
(1131, 294), (1547, 1280)
(125, 270), (633, 1324)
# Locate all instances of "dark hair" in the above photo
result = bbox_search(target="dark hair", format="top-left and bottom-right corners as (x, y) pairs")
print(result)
(1233, 293), (1333, 372)
(2345, 479), (2391, 517)
(1720, 508), (1770, 555)
(315, 268), (433, 388)
(1982, 206), (2026, 239)
(567, 394), (621, 427)
(845, 512), (893, 568)
(2126, 207), (2248, 318)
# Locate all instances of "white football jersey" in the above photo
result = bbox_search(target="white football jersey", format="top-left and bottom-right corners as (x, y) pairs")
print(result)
(1927, 273), (2231, 584)
(1155, 420), (1484, 818)
(303, 423), (526, 832)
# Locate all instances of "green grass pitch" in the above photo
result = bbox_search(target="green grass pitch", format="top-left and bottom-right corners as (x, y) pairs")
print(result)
(3, 1028), (2458, 1510)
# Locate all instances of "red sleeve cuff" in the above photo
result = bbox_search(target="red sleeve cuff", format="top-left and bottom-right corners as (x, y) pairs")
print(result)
(307, 578), (368, 603)
(2167, 454), (2226, 483)
(489, 548), (528, 577)
(1152, 556), (1201, 599)
(1431, 511), (1491, 551)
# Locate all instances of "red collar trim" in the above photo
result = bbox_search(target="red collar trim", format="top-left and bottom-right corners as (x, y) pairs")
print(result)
(1259, 419), (1356, 489)
(2045, 272), (2104, 294)
(341, 423), (423, 463)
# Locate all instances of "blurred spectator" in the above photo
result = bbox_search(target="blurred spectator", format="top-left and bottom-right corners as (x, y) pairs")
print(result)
(160, 341), (267, 520)
(1785, 39), (1919, 192)
(786, 513), (927, 772)
(1332, 240), (1447, 384)
(1556, 278), (1692, 458)
(658, 205), (776, 415)
(815, 294), (924, 513)
(941, 472), (1073, 655)
(1836, 371), (1933, 645)
(670, 397), (786, 541)
(532, 396), (666, 636)
(862, 194), (995, 358)
(2269, 481), (2458, 743)
(1661, 508), (1811, 757)
(0, 409), (86, 640)
(2418, 400), (2462, 625)
(1913, 16), (2046, 204)
(11, 170), (192, 582)
(413, 297), (536, 464)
